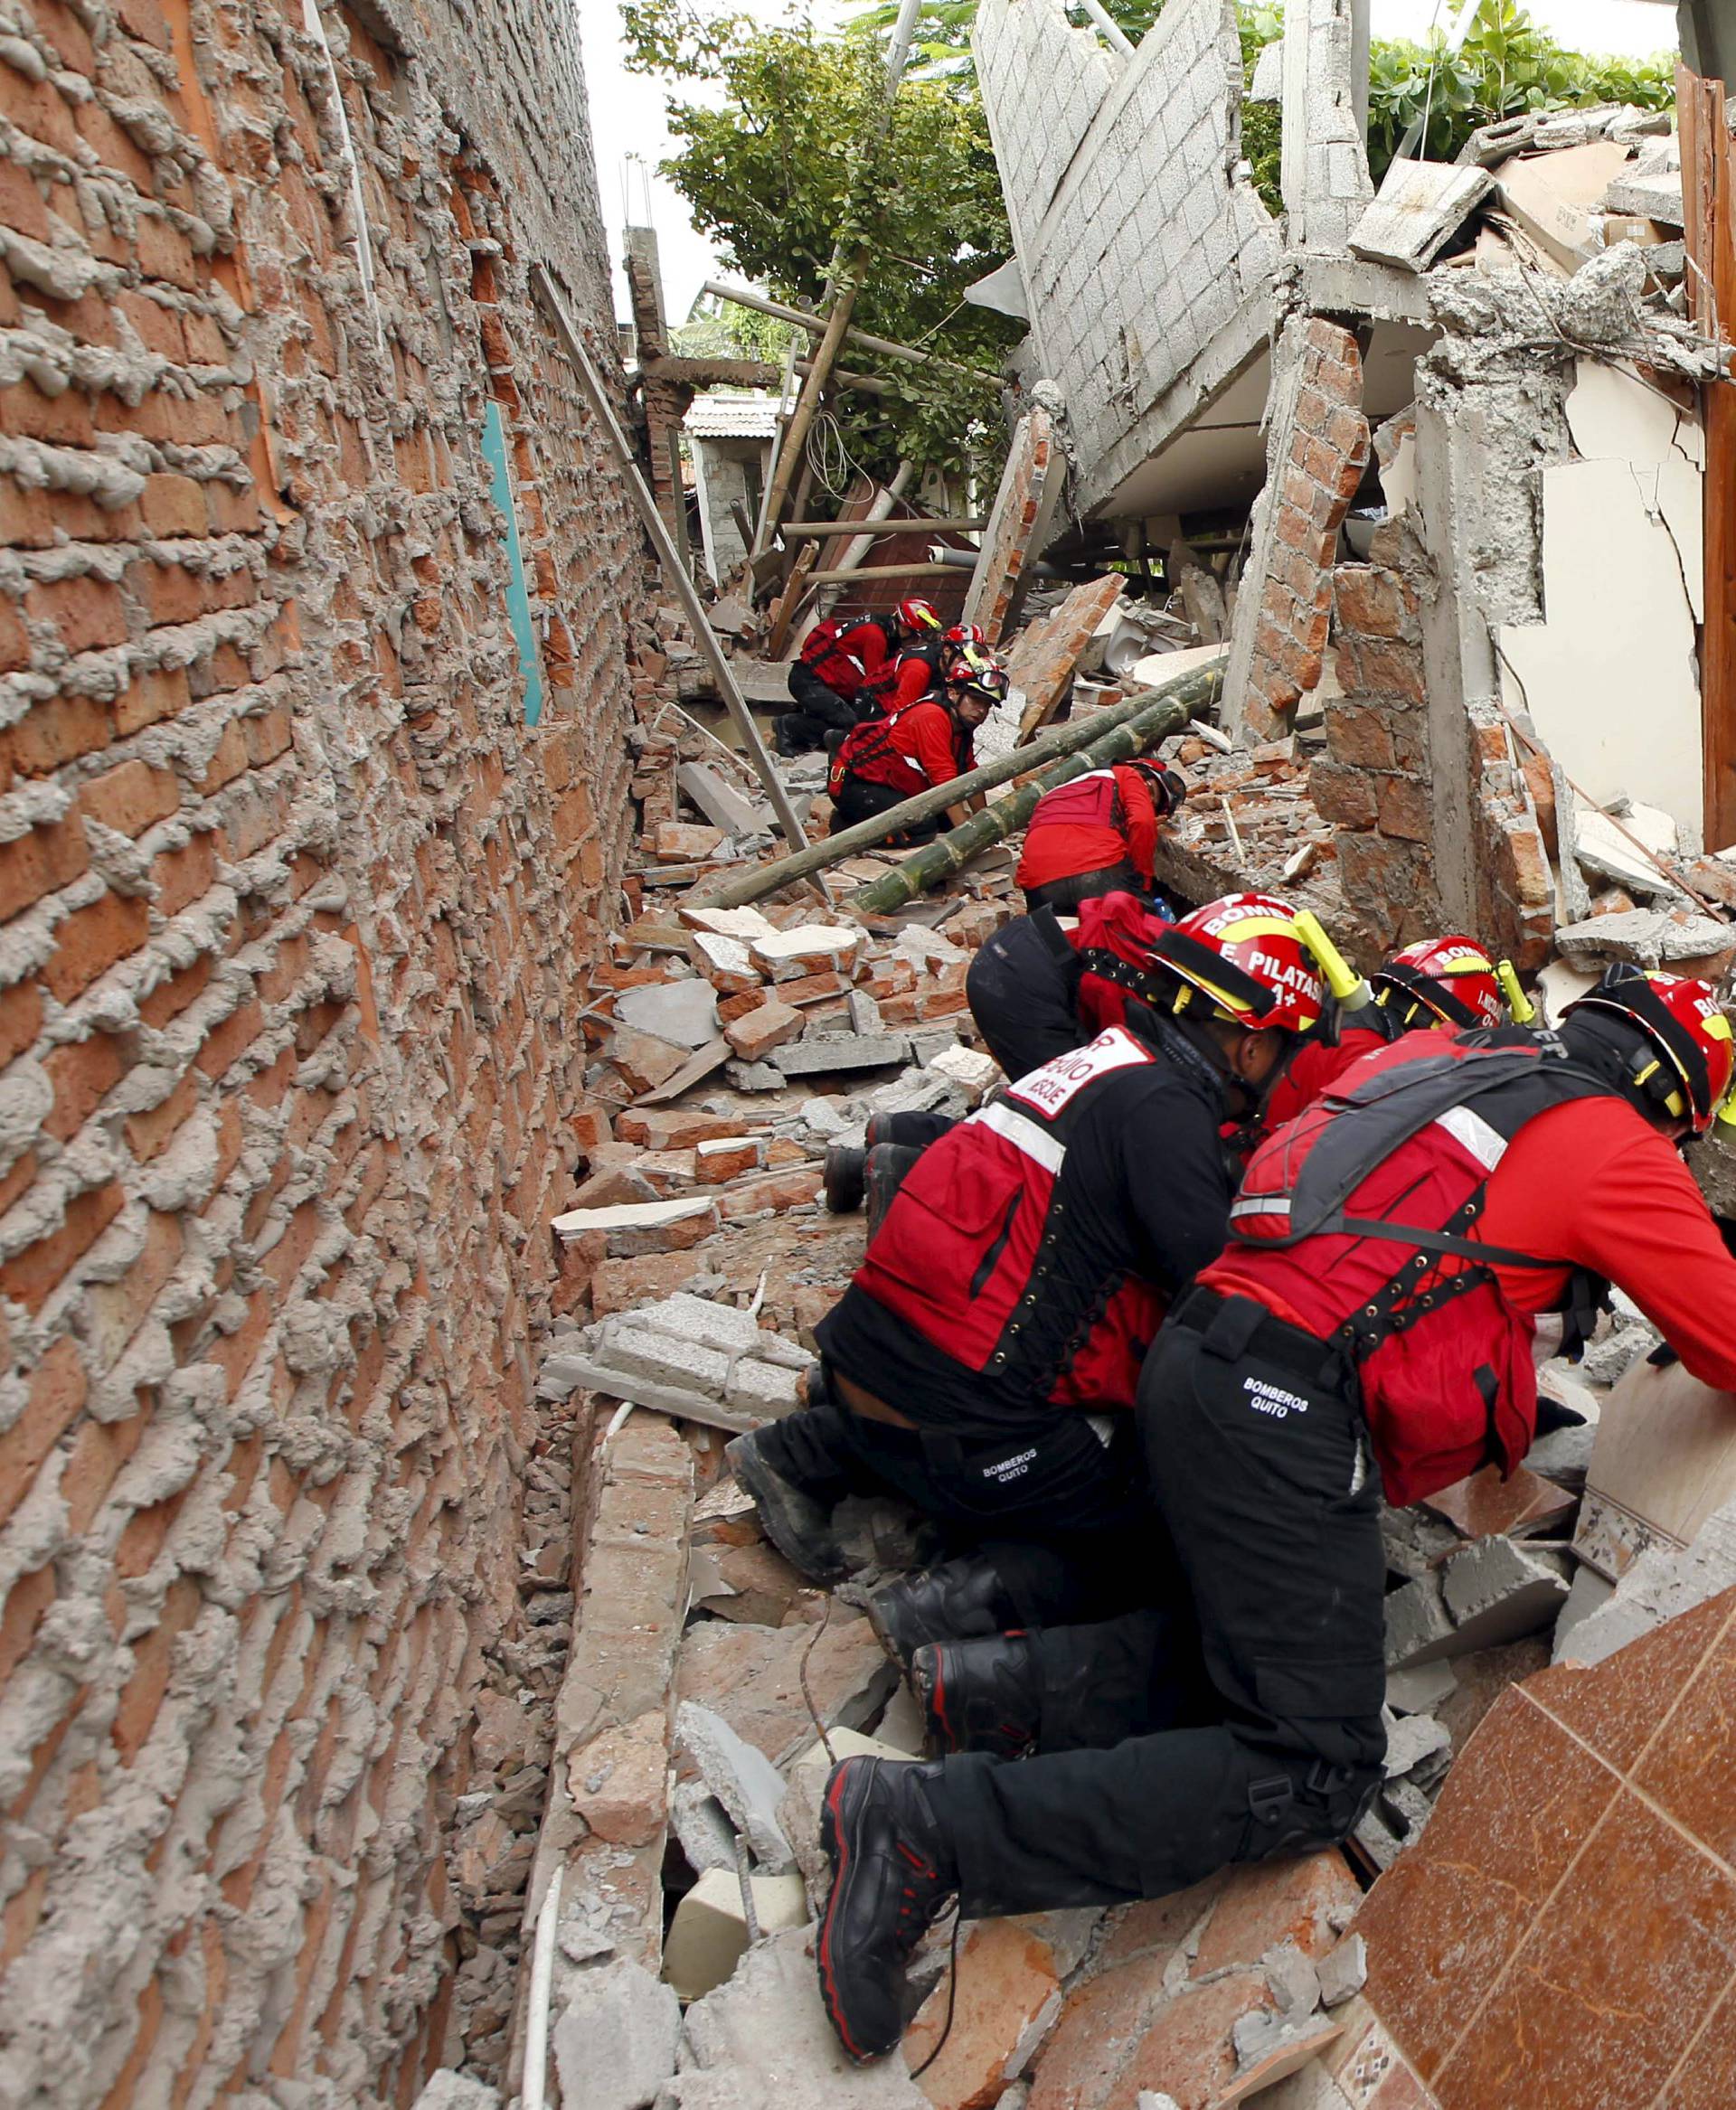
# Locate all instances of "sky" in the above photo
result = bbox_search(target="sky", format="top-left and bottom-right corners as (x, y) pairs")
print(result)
(578, 0), (1681, 327)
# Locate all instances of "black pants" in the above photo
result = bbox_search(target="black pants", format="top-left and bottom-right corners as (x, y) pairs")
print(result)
(1023, 863), (1148, 917)
(1021, 1606), (1215, 1752)
(942, 1297), (1388, 1916)
(964, 913), (1083, 1079)
(753, 1396), (1166, 1624)
(779, 664), (863, 752)
(831, 775), (941, 844)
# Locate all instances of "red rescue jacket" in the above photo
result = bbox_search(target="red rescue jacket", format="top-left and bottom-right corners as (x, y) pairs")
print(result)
(1015, 766), (1162, 893)
(1203, 1031), (1616, 1504)
(798, 617), (890, 701)
(854, 1028), (1185, 1416)
(829, 697), (972, 800)
(1067, 892), (1174, 1036)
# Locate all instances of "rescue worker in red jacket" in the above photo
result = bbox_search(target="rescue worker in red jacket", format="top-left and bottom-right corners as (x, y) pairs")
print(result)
(724, 895), (1326, 1632)
(1014, 758), (1189, 914)
(827, 651), (1007, 843)
(809, 966), (1736, 2065)
(777, 597), (945, 756)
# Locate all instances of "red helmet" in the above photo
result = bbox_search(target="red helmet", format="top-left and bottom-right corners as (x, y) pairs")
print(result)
(894, 597), (943, 634)
(1152, 892), (1323, 1035)
(1374, 934), (1504, 1031)
(1563, 966), (1736, 1135)
(943, 623), (987, 647)
(1127, 758), (1187, 819)
(946, 644), (1009, 704)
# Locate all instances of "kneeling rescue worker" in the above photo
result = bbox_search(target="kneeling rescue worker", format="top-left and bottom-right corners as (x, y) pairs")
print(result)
(777, 596), (945, 756)
(810, 964), (1736, 2064)
(725, 894), (1324, 1630)
(826, 650), (1008, 843)
(1014, 756), (1187, 915)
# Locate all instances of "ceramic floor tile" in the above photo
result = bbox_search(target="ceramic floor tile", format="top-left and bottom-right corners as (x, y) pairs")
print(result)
(1432, 1788), (1736, 2110)
(1652, 1969), (1736, 2110)
(1524, 1587), (1736, 1776)
(1354, 1689), (1621, 2083)
(1630, 1603), (1736, 1864)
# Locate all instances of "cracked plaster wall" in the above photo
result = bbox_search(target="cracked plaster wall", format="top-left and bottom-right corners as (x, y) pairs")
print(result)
(0, 0), (653, 2102)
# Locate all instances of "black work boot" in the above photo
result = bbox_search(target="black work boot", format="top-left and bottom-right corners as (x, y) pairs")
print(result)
(824, 1144), (868, 1215)
(724, 1427), (848, 1583)
(816, 1757), (958, 2063)
(863, 1142), (925, 1242)
(911, 1633), (1040, 1759)
(866, 1555), (1019, 1674)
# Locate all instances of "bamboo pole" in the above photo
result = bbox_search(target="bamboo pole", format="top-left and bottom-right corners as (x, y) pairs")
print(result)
(703, 279), (988, 385)
(694, 654), (1224, 909)
(806, 560), (963, 584)
(783, 516), (987, 538)
(527, 265), (810, 852)
(848, 692), (1194, 912)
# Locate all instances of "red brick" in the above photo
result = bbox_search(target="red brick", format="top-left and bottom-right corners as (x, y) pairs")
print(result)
(1377, 773), (1432, 843)
(0, 1182), (124, 1310)
(43, 891), (149, 1002)
(723, 998), (803, 1060)
(1309, 758), (1379, 829)
(138, 955), (212, 1029)
(140, 475), (209, 538)
(151, 834), (217, 918)
(78, 758), (180, 838)
(24, 575), (128, 655)
(125, 1072), (199, 1162)
(113, 666), (191, 738)
(0, 821), (90, 924)
(10, 692), (113, 773)
(1335, 564), (1410, 640)
(0, 598), (26, 674)
(195, 1000), (264, 1079)
(42, 1033), (124, 1142)
(0, 984), (42, 1069)
(0, 1337), (86, 1530)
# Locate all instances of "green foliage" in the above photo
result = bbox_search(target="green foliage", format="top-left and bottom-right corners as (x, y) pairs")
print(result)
(1362, 1), (1674, 179)
(621, 0), (1019, 483)
(670, 295), (798, 364)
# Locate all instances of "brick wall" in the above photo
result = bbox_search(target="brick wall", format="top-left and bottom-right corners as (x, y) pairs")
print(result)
(973, 0), (1282, 517)
(1311, 527), (1444, 950)
(1240, 318), (1371, 743)
(0, 0), (654, 2101)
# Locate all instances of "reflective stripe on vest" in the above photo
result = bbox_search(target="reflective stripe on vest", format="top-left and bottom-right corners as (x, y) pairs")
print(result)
(967, 1097), (1068, 1175)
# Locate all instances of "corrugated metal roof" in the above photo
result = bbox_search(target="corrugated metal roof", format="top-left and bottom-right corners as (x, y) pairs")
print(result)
(684, 392), (780, 440)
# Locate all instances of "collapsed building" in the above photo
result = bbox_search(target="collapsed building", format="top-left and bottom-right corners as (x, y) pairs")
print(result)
(973, 0), (1733, 994)
(6, 0), (1736, 2101)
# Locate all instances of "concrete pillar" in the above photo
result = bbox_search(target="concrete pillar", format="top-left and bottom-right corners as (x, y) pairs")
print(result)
(1279, 0), (1374, 250)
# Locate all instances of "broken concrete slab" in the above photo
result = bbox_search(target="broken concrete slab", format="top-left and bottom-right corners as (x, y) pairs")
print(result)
(553, 1957), (682, 2110)
(680, 1927), (931, 2105)
(610, 1024), (695, 1095)
(618, 980), (723, 1050)
(1439, 1537), (1571, 1646)
(552, 1195), (720, 1249)
(1548, 909), (1735, 975)
(689, 930), (762, 994)
(1382, 1710), (1450, 1780)
(671, 1782), (740, 1876)
(682, 903), (783, 944)
(1551, 1562), (1616, 1663)
(1315, 1934), (1366, 2011)
(676, 1616), (898, 1768)
(769, 1033), (912, 1078)
(1570, 807), (1682, 900)
(663, 1868), (811, 2002)
(679, 760), (771, 838)
(675, 1701), (795, 1872)
(1348, 157), (1493, 271)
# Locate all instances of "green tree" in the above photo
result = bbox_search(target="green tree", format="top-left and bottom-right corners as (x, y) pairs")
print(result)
(621, 1), (1021, 484)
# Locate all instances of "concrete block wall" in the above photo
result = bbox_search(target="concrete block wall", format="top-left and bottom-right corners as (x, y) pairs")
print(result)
(0, 0), (654, 2103)
(973, 0), (1282, 517)
(1279, 0), (1373, 249)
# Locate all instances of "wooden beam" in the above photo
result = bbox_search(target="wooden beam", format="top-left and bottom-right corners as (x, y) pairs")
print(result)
(703, 279), (987, 386)
(1682, 63), (1736, 849)
(527, 265), (810, 853)
(803, 560), (964, 584)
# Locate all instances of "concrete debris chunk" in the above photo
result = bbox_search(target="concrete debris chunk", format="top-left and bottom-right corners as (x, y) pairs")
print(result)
(770, 1032), (912, 1078)
(1551, 1563), (1616, 1663)
(676, 1701), (796, 1872)
(1439, 1537), (1571, 1651)
(750, 925), (864, 980)
(1384, 1658), (1457, 1716)
(1382, 1709), (1451, 1780)
(664, 1867), (810, 2002)
(1563, 1493), (1736, 1666)
(1262, 1938), (1322, 2016)
(681, 903), (782, 944)
(1553, 909), (1736, 973)
(929, 1044), (1001, 1102)
(679, 760), (770, 837)
(671, 1781), (740, 1875)
(552, 1195), (718, 1247)
(680, 1927), (930, 2105)
(552, 1956), (682, 2110)
(1316, 1932), (1367, 2009)
(1571, 807), (1681, 900)
(412, 2077), (501, 2110)
(689, 930), (761, 992)
(618, 980), (722, 1050)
